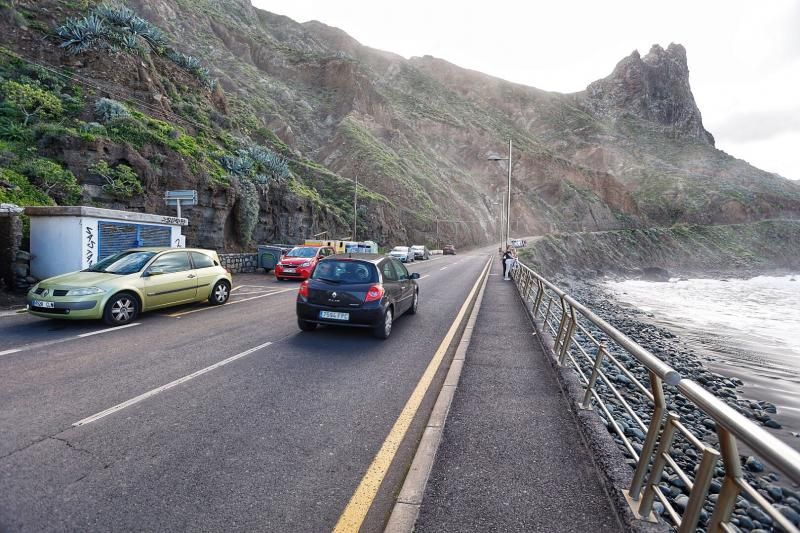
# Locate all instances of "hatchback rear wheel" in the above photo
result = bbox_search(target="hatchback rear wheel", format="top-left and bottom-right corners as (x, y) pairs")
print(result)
(373, 307), (393, 339)
(209, 280), (230, 305)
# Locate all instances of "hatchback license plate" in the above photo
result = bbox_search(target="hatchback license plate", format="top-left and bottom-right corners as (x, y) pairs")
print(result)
(284, 268), (296, 273)
(320, 310), (349, 321)
(32, 300), (54, 309)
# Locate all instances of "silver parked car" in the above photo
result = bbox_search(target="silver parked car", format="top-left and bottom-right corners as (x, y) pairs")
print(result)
(389, 246), (415, 263)
(410, 245), (430, 260)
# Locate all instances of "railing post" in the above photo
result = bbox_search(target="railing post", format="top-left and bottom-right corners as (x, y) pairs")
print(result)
(553, 298), (569, 350)
(637, 412), (679, 521)
(580, 344), (607, 410)
(627, 371), (666, 501)
(708, 427), (742, 532)
(679, 445), (720, 533)
(532, 279), (545, 316)
(558, 307), (577, 366)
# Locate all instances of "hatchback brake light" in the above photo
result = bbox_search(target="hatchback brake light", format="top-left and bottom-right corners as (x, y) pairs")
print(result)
(364, 284), (384, 303)
(298, 280), (309, 299)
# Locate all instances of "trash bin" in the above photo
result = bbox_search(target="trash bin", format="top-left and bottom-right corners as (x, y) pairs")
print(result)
(257, 245), (285, 273)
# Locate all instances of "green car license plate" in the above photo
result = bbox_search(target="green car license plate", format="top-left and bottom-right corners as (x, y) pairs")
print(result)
(32, 300), (54, 309)
(320, 310), (349, 321)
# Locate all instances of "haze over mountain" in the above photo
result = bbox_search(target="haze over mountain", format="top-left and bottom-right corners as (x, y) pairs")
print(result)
(1, 0), (799, 251)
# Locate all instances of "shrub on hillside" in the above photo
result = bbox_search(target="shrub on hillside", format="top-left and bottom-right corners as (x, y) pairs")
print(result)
(94, 97), (130, 123)
(0, 168), (55, 207)
(14, 158), (81, 204)
(1, 80), (63, 125)
(89, 160), (143, 199)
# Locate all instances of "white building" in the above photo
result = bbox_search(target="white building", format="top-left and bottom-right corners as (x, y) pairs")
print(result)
(26, 206), (187, 279)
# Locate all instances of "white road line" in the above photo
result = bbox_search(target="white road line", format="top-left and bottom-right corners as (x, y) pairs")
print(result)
(439, 267), (448, 270)
(0, 309), (26, 318)
(72, 341), (274, 427)
(1, 322), (142, 357)
(420, 274), (430, 280)
(167, 288), (295, 317)
(77, 323), (141, 338)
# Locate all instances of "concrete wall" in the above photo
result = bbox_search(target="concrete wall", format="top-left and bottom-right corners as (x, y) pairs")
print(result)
(0, 208), (23, 291)
(30, 216), (83, 279)
(219, 253), (259, 274)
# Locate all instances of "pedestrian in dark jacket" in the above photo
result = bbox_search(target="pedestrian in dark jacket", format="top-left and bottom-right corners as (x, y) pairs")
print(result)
(502, 246), (516, 280)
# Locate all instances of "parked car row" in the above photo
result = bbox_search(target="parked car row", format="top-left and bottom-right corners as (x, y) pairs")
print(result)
(25, 240), (456, 338)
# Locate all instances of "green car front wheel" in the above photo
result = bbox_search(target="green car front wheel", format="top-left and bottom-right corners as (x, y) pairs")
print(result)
(104, 292), (140, 326)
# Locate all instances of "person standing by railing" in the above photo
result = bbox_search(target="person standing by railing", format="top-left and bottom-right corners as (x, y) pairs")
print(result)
(502, 245), (516, 280)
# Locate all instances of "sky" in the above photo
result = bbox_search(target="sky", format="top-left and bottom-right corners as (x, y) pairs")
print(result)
(251, 0), (800, 180)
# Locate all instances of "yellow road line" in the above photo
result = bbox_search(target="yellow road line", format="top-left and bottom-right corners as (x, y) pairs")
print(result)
(333, 256), (492, 532)
(166, 288), (295, 317)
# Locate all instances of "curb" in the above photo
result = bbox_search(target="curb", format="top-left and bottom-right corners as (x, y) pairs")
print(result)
(383, 259), (491, 532)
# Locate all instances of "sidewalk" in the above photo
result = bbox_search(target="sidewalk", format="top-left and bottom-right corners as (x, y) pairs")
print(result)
(415, 260), (623, 532)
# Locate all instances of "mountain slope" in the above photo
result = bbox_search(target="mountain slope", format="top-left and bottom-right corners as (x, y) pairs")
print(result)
(1, 0), (798, 252)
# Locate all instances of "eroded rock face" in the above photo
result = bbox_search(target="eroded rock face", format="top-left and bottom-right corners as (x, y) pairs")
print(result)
(586, 44), (714, 145)
(3, 0), (799, 253)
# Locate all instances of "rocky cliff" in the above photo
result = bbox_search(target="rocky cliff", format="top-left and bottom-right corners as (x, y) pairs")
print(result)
(1, 0), (798, 253)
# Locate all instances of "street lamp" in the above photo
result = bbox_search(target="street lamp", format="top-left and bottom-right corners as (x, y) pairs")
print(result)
(488, 139), (512, 246)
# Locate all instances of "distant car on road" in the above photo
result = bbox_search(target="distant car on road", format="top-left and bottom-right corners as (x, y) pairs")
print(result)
(388, 246), (415, 263)
(275, 246), (335, 280)
(410, 245), (430, 260)
(26, 248), (232, 326)
(296, 254), (420, 339)
(443, 244), (457, 255)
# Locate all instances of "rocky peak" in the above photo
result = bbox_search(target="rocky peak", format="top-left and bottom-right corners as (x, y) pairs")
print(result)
(586, 43), (714, 145)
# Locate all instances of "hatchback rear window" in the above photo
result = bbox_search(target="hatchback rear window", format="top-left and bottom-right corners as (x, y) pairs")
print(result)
(312, 260), (378, 283)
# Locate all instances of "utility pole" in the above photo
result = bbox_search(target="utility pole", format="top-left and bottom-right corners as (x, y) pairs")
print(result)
(506, 139), (512, 245)
(352, 175), (358, 241)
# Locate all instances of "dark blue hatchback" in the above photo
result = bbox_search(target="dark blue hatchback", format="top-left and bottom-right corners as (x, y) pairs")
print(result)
(295, 253), (419, 339)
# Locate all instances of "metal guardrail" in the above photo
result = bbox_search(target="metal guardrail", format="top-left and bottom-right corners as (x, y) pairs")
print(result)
(510, 262), (800, 533)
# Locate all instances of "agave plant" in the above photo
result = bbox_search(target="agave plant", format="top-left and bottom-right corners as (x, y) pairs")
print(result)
(56, 14), (106, 55)
(248, 145), (289, 181)
(220, 152), (255, 177)
(118, 33), (143, 55)
(124, 16), (166, 49)
(92, 3), (134, 26)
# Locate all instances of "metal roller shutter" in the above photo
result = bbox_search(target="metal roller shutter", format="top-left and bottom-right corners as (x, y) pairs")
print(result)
(98, 221), (171, 260)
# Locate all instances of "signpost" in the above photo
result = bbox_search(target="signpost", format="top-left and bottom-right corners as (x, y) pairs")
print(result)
(164, 190), (197, 219)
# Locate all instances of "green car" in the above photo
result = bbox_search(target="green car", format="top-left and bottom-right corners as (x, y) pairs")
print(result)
(26, 247), (233, 326)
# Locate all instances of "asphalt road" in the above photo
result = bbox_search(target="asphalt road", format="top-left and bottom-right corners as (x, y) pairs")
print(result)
(0, 252), (488, 532)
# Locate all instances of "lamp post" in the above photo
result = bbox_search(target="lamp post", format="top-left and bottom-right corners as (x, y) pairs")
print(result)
(488, 139), (512, 246)
(352, 175), (359, 241)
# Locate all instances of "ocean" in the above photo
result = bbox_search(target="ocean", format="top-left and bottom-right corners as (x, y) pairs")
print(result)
(605, 274), (800, 451)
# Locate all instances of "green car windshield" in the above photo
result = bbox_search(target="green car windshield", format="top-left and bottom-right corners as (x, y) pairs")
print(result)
(85, 251), (157, 274)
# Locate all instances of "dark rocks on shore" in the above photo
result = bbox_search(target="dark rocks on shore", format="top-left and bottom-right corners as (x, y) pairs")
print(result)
(641, 267), (671, 282)
(561, 279), (795, 532)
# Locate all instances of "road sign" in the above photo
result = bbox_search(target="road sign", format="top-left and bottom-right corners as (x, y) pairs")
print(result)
(164, 190), (197, 205)
(164, 190), (197, 218)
